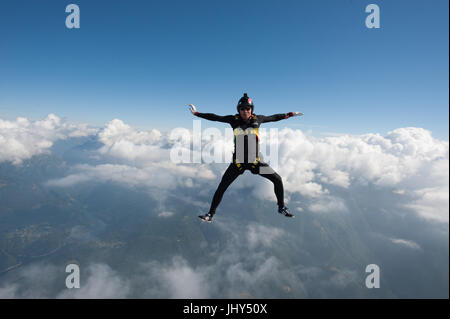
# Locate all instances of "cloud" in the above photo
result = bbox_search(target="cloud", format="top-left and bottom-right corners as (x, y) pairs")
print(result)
(246, 224), (284, 248)
(273, 127), (448, 222)
(0, 114), (98, 165)
(200, 220), (307, 298)
(389, 238), (422, 250)
(58, 263), (130, 299)
(328, 269), (359, 288)
(140, 256), (210, 299)
(2, 223), (301, 298)
(308, 196), (348, 214)
(277, 127), (448, 188)
(158, 211), (174, 218)
(45, 118), (217, 192)
(1, 115), (448, 299)
(99, 119), (162, 146)
(0, 284), (19, 299)
(0, 263), (59, 298)
(0, 262), (130, 299)
(132, 221), (304, 298)
(26, 114), (446, 224)
(404, 186), (449, 223)
(98, 119), (165, 163)
(45, 162), (216, 191)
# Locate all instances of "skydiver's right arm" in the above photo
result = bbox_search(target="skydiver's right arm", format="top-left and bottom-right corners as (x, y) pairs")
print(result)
(196, 113), (235, 123)
(189, 104), (233, 123)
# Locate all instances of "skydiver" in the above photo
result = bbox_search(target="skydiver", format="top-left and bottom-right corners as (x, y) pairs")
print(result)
(189, 93), (303, 222)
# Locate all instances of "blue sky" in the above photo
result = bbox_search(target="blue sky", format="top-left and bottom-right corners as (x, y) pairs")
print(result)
(1, 0), (448, 139)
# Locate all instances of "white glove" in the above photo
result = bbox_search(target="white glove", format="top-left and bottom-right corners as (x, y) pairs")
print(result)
(189, 104), (198, 115)
(292, 112), (303, 117)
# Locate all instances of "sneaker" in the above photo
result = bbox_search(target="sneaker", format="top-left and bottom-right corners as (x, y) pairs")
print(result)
(198, 213), (213, 223)
(278, 206), (295, 218)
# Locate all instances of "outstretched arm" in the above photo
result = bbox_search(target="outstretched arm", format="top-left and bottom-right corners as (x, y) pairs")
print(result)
(188, 104), (234, 123)
(258, 112), (303, 123)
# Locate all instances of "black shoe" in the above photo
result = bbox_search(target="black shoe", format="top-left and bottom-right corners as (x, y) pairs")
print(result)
(198, 213), (213, 223)
(278, 206), (294, 218)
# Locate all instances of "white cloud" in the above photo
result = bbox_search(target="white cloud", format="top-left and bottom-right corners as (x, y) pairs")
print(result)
(98, 119), (165, 163)
(158, 211), (174, 218)
(389, 238), (422, 250)
(44, 118), (218, 201)
(246, 224), (284, 248)
(1, 113), (448, 299)
(328, 269), (359, 288)
(0, 114), (98, 165)
(222, 255), (283, 295)
(272, 127), (448, 222)
(25, 114), (445, 224)
(142, 220), (293, 296)
(45, 162), (216, 191)
(58, 263), (130, 299)
(45, 172), (92, 187)
(0, 262), (131, 299)
(99, 119), (161, 146)
(0, 263), (59, 298)
(0, 284), (19, 299)
(308, 196), (348, 214)
(140, 257), (210, 299)
(200, 220), (307, 298)
(276, 127), (448, 189)
(404, 185), (449, 223)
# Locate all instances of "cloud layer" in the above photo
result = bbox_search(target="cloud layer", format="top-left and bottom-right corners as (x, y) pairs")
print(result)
(0, 221), (306, 299)
(1, 114), (448, 224)
(0, 114), (97, 164)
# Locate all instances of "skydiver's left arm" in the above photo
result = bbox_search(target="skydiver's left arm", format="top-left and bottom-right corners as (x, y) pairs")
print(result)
(258, 112), (303, 123)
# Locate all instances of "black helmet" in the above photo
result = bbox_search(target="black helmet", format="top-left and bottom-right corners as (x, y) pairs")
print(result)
(237, 93), (254, 113)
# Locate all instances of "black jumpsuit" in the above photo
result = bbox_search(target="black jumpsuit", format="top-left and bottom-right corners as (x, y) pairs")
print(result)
(195, 112), (292, 216)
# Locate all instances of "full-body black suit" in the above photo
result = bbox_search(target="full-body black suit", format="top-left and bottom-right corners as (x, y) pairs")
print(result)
(194, 112), (294, 216)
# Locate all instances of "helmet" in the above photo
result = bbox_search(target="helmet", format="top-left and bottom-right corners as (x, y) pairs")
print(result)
(237, 93), (254, 113)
